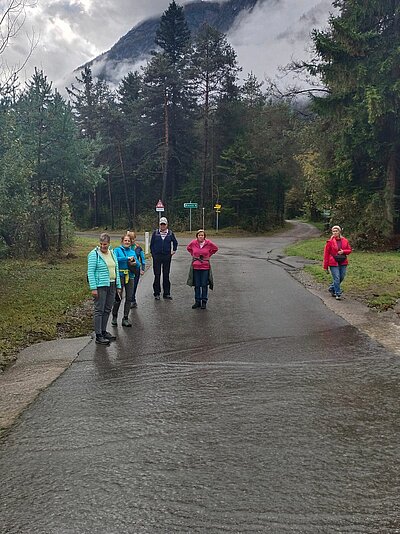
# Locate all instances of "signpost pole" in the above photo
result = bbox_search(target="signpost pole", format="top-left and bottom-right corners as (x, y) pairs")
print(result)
(216, 210), (219, 233)
(189, 208), (192, 233)
(202, 207), (205, 230)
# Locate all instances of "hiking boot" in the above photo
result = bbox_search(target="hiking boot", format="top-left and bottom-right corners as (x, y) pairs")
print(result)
(163, 295), (173, 300)
(154, 295), (160, 300)
(335, 295), (342, 300)
(131, 301), (138, 308)
(201, 301), (207, 309)
(95, 335), (110, 346)
(122, 317), (132, 327)
(111, 316), (118, 326)
(328, 289), (335, 297)
(192, 301), (201, 309)
(102, 331), (116, 341)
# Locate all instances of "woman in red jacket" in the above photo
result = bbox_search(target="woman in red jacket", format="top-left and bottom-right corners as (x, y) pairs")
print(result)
(187, 229), (218, 309)
(323, 225), (352, 300)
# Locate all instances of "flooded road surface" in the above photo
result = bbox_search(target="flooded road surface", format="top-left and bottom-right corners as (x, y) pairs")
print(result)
(1, 225), (400, 533)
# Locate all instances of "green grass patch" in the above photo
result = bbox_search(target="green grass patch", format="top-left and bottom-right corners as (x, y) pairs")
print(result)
(0, 236), (96, 371)
(0, 235), (152, 371)
(285, 238), (400, 310)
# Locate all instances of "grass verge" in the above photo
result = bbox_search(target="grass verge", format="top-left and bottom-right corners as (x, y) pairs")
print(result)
(285, 237), (400, 311)
(0, 236), (100, 372)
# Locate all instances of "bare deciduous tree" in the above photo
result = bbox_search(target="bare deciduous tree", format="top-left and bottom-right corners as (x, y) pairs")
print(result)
(0, 0), (38, 95)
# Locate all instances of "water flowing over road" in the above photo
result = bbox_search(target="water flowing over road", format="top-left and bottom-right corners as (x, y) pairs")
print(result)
(1, 223), (399, 533)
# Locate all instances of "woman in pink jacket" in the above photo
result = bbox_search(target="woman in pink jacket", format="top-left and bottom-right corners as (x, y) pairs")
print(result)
(323, 225), (352, 300)
(187, 229), (218, 309)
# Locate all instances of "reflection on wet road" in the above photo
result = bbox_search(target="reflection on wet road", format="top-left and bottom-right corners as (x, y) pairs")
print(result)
(1, 229), (400, 533)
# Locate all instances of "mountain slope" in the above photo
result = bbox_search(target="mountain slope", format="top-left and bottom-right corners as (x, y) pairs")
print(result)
(81, 0), (261, 81)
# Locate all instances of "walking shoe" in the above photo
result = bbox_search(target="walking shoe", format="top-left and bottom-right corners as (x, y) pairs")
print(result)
(163, 295), (173, 300)
(122, 317), (132, 327)
(328, 289), (335, 297)
(192, 302), (201, 309)
(201, 301), (207, 309)
(154, 295), (160, 300)
(111, 316), (118, 326)
(95, 335), (110, 345)
(102, 331), (116, 341)
(335, 295), (342, 300)
(131, 301), (138, 308)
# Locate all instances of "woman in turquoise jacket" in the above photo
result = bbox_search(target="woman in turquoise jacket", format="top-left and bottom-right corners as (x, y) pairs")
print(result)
(127, 230), (146, 308)
(111, 234), (137, 327)
(87, 233), (122, 345)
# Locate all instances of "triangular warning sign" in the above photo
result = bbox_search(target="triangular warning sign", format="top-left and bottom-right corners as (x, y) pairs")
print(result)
(156, 199), (164, 208)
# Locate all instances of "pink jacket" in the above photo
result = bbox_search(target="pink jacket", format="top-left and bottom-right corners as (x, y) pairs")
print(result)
(187, 239), (218, 270)
(323, 236), (352, 269)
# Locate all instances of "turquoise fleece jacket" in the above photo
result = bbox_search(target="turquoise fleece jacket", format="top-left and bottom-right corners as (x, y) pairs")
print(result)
(87, 247), (121, 290)
(114, 245), (137, 280)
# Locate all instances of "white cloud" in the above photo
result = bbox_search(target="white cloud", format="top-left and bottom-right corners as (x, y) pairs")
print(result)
(228, 0), (334, 86)
(2, 0), (335, 91)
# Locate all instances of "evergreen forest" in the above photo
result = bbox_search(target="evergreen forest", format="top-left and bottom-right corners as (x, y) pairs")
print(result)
(1, 0), (400, 255)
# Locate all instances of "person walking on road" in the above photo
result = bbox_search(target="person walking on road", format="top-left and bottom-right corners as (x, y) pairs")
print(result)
(150, 217), (178, 300)
(111, 234), (137, 327)
(323, 225), (352, 300)
(187, 229), (218, 309)
(87, 233), (122, 345)
(127, 230), (146, 308)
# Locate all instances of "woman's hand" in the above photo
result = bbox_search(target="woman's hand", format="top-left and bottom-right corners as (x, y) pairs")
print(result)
(117, 288), (122, 298)
(91, 289), (98, 299)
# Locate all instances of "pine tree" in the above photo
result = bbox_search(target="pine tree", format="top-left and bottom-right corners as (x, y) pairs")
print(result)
(307, 0), (400, 244)
(190, 23), (240, 210)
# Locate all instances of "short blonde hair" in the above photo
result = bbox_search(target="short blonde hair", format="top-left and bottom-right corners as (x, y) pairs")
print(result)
(126, 230), (136, 242)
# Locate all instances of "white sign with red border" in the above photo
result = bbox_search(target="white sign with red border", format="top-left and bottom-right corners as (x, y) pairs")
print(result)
(155, 199), (165, 212)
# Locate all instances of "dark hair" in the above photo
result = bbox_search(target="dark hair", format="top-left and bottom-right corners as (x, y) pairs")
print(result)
(196, 229), (206, 238)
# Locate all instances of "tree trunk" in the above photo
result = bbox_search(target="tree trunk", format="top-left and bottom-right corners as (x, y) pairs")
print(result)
(386, 148), (400, 234)
(117, 142), (132, 228)
(161, 91), (169, 204)
(201, 72), (210, 210)
(57, 181), (64, 252)
(107, 173), (114, 230)
(93, 188), (98, 227)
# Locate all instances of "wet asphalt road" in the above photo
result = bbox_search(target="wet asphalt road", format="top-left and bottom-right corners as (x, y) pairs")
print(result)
(1, 223), (400, 533)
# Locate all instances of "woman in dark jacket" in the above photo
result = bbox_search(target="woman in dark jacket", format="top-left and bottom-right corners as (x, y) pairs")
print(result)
(323, 225), (352, 300)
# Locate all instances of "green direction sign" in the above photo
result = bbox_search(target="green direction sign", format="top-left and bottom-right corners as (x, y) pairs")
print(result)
(184, 202), (198, 208)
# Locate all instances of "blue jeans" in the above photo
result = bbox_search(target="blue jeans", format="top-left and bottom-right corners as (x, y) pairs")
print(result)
(193, 269), (209, 302)
(329, 265), (347, 296)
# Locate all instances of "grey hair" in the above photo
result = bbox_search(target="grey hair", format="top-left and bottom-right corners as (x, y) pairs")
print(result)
(99, 232), (111, 243)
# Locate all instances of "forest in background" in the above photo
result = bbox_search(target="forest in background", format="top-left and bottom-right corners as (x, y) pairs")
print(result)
(1, 0), (399, 255)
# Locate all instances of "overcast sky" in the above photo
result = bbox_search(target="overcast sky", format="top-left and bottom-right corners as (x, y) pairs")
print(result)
(3, 0), (335, 91)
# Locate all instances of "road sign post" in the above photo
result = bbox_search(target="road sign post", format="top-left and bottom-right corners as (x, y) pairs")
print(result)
(155, 199), (165, 221)
(214, 204), (221, 232)
(183, 202), (198, 232)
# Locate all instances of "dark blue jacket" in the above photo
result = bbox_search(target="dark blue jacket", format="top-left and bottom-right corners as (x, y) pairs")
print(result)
(150, 229), (178, 256)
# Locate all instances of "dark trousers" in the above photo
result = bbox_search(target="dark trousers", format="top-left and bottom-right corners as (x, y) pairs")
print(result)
(193, 269), (209, 302)
(132, 268), (141, 302)
(112, 275), (134, 318)
(152, 254), (172, 296)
